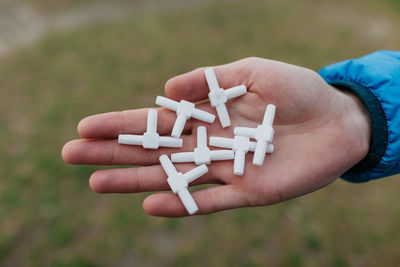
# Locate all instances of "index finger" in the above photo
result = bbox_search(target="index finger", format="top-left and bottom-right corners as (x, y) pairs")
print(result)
(164, 58), (253, 102)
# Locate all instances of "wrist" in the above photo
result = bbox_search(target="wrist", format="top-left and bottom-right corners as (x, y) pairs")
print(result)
(329, 80), (388, 180)
(340, 88), (372, 160)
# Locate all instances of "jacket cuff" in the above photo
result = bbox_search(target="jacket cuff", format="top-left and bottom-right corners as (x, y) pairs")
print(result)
(328, 81), (388, 182)
(319, 50), (400, 182)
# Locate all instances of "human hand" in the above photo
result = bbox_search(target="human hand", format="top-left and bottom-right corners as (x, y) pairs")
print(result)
(62, 57), (371, 217)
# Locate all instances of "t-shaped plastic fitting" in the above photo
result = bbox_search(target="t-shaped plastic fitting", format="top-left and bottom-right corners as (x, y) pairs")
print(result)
(204, 68), (247, 128)
(171, 126), (234, 165)
(159, 154), (208, 215)
(209, 135), (273, 175)
(234, 104), (276, 165)
(118, 109), (182, 149)
(156, 96), (215, 138)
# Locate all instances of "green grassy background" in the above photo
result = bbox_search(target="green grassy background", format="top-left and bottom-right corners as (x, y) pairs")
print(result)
(1, 0), (400, 266)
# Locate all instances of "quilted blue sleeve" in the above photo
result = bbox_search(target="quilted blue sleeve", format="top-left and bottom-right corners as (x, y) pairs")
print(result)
(319, 50), (400, 182)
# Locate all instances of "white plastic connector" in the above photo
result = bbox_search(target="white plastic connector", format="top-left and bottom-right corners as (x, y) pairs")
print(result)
(171, 126), (234, 165)
(159, 154), (208, 215)
(234, 104), (276, 165)
(156, 96), (215, 138)
(118, 109), (183, 149)
(204, 68), (247, 128)
(209, 135), (271, 176)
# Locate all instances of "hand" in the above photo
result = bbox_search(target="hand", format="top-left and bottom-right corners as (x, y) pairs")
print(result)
(62, 57), (371, 217)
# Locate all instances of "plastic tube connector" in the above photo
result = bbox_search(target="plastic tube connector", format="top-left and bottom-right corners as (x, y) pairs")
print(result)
(159, 154), (208, 215)
(209, 135), (257, 176)
(171, 126), (234, 165)
(118, 109), (183, 149)
(234, 104), (276, 165)
(204, 68), (247, 128)
(156, 96), (215, 137)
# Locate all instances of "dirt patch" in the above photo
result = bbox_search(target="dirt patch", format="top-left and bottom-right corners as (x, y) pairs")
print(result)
(0, 0), (209, 56)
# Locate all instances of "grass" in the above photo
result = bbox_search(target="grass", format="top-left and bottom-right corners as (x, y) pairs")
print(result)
(1, 0), (400, 266)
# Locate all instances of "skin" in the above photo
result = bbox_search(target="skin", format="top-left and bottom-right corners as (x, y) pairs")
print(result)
(62, 57), (372, 217)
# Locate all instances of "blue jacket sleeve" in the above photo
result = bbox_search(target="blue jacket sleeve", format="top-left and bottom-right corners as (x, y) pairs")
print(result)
(318, 50), (400, 183)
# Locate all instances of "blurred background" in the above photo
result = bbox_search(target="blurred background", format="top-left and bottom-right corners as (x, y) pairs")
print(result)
(0, 0), (399, 266)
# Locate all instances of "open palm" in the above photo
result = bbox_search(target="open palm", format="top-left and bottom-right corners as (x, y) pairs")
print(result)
(62, 57), (371, 217)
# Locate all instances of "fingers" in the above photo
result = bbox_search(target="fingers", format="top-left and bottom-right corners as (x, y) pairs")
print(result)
(164, 58), (253, 102)
(77, 107), (193, 139)
(143, 185), (245, 217)
(91, 167), (243, 217)
(77, 59), (256, 139)
(62, 135), (196, 165)
(89, 164), (222, 194)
